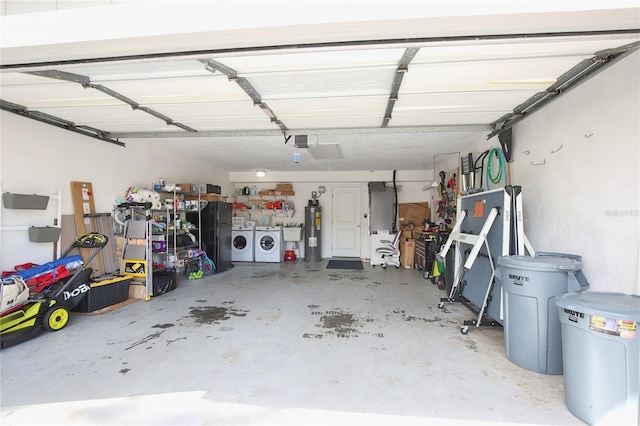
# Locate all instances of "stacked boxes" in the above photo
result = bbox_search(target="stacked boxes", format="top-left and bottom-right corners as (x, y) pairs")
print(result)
(397, 202), (430, 269)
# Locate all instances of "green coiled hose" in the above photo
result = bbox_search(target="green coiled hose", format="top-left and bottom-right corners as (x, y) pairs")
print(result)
(486, 147), (507, 188)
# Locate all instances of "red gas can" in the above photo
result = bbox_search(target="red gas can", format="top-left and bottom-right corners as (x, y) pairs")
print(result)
(284, 250), (296, 261)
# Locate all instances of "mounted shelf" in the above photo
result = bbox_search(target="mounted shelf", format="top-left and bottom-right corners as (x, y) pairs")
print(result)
(2, 192), (50, 210)
(232, 191), (295, 212)
(258, 190), (295, 197)
(28, 226), (62, 243)
(0, 188), (63, 260)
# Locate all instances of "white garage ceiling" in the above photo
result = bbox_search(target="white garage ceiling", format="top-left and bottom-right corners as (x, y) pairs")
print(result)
(1, 2), (639, 172)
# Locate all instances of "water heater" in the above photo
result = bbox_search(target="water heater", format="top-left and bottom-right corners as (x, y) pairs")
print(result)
(304, 204), (322, 262)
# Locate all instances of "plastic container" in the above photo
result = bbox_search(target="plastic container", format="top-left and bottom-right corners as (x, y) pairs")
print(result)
(555, 291), (639, 425)
(498, 252), (589, 374)
(2, 193), (49, 209)
(73, 276), (131, 313)
(28, 226), (61, 242)
(152, 270), (177, 296)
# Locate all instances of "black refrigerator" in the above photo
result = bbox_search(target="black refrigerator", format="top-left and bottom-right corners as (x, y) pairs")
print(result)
(187, 201), (232, 273)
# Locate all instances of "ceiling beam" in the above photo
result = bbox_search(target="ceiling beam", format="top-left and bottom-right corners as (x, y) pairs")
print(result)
(0, 99), (125, 146)
(382, 47), (420, 128)
(26, 69), (198, 133)
(110, 124), (491, 139)
(200, 59), (287, 133)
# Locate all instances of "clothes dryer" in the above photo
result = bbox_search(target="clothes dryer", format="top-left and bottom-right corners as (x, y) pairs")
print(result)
(232, 225), (254, 262)
(254, 226), (283, 262)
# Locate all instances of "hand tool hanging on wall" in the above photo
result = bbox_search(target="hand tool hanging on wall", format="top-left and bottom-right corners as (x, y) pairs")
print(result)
(438, 171), (446, 197)
(461, 153), (474, 192)
(474, 150), (490, 190)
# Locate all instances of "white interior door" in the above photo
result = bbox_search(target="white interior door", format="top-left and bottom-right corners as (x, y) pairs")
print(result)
(332, 185), (362, 258)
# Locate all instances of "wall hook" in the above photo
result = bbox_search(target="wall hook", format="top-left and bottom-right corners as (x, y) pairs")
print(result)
(551, 144), (563, 154)
(531, 159), (546, 166)
(584, 133), (593, 138)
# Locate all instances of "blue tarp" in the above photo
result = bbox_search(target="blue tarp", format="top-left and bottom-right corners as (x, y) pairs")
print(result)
(13, 255), (83, 280)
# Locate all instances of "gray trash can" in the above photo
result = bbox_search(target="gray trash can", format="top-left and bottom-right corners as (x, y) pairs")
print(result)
(555, 291), (640, 425)
(498, 252), (589, 374)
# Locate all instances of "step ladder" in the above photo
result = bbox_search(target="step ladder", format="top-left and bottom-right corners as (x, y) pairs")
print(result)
(119, 202), (153, 299)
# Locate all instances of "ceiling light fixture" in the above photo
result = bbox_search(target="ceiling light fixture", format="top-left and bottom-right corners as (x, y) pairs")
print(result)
(256, 170), (266, 177)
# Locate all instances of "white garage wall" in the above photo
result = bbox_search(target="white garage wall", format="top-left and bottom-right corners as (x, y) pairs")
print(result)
(463, 50), (639, 294)
(229, 173), (437, 260)
(0, 112), (231, 271)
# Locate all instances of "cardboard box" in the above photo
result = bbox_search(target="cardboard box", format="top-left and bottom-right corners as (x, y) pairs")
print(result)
(128, 281), (147, 299)
(176, 183), (192, 193)
(401, 223), (415, 240)
(276, 183), (293, 192)
(400, 239), (415, 269)
(184, 194), (224, 202)
(399, 202), (431, 227)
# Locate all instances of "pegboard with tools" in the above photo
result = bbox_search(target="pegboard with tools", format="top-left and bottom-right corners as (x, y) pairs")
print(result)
(435, 170), (457, 226)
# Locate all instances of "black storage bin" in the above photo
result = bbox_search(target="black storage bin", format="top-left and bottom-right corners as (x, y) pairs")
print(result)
(152, 270), (177, 296)
(73, 276), (131, 313)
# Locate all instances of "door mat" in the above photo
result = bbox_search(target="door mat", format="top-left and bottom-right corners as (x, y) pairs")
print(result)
(326, 259), (364, 270)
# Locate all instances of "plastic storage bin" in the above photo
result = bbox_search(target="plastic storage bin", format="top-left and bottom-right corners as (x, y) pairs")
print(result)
(28, 226), (61, 243)
(2, 193), (49, 209)
(73, 276), (131, 313)
(498, 252), (589, 374)
(555, 291), (639, 425)
(152, 270), (177, 296)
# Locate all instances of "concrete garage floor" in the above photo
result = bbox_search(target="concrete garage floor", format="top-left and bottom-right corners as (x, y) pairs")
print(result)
(1, 261), (582, 426)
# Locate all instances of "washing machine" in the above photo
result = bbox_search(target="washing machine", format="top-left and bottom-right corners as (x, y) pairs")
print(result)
(254, 226), (283, 262)
(232, 225), (255, 262)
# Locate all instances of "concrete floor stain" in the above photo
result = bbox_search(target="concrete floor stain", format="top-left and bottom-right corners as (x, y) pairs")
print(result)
(302, 333), (323, 339)
(188, 306), (248, 325)
(349, 274), (367, 281)
(319, 312), (359, 337)
(250, 271), (289, 280)
(124, 331), (164, 351)
(305, 305), (383, 339)
(152, 323), (174, 329)
(167, 337), (187, 345)
(391, 309), (446, 323)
